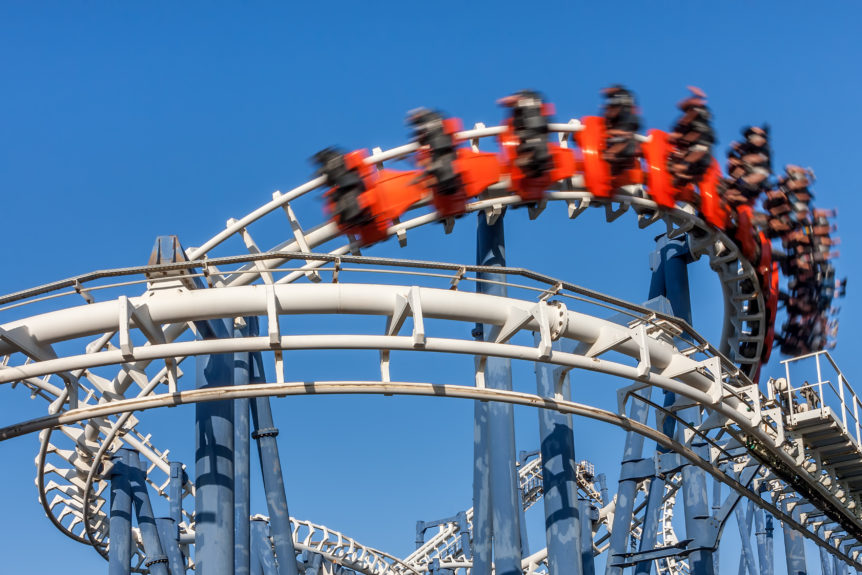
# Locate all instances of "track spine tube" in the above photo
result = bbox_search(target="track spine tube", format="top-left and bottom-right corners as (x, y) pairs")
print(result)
(129, 451), (169, 575)
(534, 337), (583, 575)
(235, 319), (252, 575)
(475, 211), (523, 575)
(195, 316), (235, 575)
(249, 330), (300, 575)
(109, 448), (133, 575)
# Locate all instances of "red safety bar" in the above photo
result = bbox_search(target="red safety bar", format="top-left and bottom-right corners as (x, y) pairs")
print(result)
(698, 159), (728, 229)
(641, 130), (676, 209)
(733, 205), (758, 263)
(575, 116), (612, 198)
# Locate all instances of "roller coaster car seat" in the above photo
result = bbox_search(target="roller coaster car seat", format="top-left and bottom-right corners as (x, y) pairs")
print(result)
(317, 148), (426, 246)
(409, 110), (502, 218)
(316, 148), (375, 229)
(498, 91), (575, 202)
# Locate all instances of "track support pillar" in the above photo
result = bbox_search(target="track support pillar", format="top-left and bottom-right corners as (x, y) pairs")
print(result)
(535, 338), (582, 575)
(248, 317), (299, 575)
(781, 501), (807, 575)
(473, 211), (523, 575)
(129, 452), (169, 575)
(195, 316), (235, 575)
(235, 319), (252, 575)
(754, 492), (774, 575)
(109, 448), (133, 575)
(155, 517), (186, 575)
(251, 518), (279, 575)
(605, 387), (652, 575)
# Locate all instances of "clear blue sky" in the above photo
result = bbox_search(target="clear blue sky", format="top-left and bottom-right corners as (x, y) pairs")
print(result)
(2, 2), (861, 573)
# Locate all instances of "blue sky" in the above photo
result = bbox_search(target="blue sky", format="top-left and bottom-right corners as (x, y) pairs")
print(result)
(1, 2), (861, 573)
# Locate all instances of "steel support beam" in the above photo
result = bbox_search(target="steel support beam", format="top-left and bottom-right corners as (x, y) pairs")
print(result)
(782, 502), (808, 575)
(169, 461), (185, 529)
(535, 337), (582, 575)
(251, 518), (278, 575)
(822, 547), (836, 575)
(634, 233), (692, 575)
(472, 391), (493, 575)
(195, 316), (235, 575)
(155, 517), (186, 575)
(754, 506), (774, 575)
(580, 499), (596, 575)
(680, 433), (715, 575)
(235, 320), (252, 575)
(129, 451), (169, 575)
(606, 386), (652, 575)
(109, 448), (133, 575)
(735, 501), (756, 575)
(249, 326), (299, 575)
(475, 211), (523, 575)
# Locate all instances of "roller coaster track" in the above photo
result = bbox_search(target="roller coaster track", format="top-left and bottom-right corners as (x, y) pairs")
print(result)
(0, 123), (854, 572)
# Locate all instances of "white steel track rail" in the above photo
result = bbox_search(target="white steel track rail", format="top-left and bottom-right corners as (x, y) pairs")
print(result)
(0, 276), (859, 570)
(0, 122), (810, 572)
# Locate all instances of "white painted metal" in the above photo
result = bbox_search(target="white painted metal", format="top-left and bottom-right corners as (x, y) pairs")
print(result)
(0, 122), (841, 572)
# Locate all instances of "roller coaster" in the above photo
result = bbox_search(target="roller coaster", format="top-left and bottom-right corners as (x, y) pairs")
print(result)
(0, 86), (854, 575)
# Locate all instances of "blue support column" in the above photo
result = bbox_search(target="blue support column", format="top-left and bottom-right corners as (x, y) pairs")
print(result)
(579, 499), (595, 575)
(633, 234), (692, 575)
(129, 452), (169, 575)
(472, 393), (493, 575)
(155, 517), (186, 575)
(648, 234), (693, 326)
(169, 461), (185, 528)
(535, 338), (582, 575)
(833, 556), (845, 575)
(304, 553), (323, 575)
(251, 519), (279, 575)
(109, 448), (133, 575)
(753, 506), (773, 575)
(475, 212), (523, 575)
(680, 448), (714, 575)
(734, 502), (756, 575)
(195, 316), (235, 575)
(248, 338), (300, 575)
(235, 321), (252, 575)
(605, 387), (652, 575)
(712, 481), (722, 575)
(782, 504), (807, 575)
(654, 234), (716, 575)
(820, 548), (835, 575)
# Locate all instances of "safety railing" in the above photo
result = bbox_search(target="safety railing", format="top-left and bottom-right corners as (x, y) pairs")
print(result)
(0, 249), (752, 393)
(775, 351), (861, 447)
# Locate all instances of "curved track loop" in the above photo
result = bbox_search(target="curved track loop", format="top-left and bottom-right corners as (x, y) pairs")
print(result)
(2, 265), (862, 568)
(0, 123), (839, 570)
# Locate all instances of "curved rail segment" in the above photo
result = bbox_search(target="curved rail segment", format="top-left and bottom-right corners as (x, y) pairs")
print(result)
(0, 100), (852, 575)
